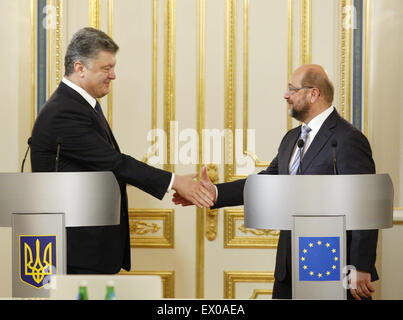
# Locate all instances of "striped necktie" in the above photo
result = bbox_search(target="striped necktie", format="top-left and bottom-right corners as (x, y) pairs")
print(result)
(289, 124), (311, 175)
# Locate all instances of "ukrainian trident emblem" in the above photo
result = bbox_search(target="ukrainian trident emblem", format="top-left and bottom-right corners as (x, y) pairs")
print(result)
(19, 236), (57, 289)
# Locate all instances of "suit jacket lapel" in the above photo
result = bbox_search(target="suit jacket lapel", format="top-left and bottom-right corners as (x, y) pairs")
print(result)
(301, 109), (338, 173)
(59, 82), (120, 150)
(279, 127), (301, 174)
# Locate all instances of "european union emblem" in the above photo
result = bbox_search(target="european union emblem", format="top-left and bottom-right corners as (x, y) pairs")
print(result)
(19, 235), (57, 289)
(299, 237), (340, 281)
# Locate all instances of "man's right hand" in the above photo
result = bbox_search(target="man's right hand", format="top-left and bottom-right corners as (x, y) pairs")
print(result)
(172, 166), (216, 208)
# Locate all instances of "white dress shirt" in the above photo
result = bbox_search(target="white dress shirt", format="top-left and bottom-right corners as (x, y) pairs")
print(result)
(62, 77), (175, 192)
(213, 105), (335, 202)
(288, 105), (335, 171)
(62, 77), (97, 108)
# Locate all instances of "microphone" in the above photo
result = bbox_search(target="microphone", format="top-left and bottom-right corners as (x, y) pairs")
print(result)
(331, 139), (338, 175)
(21, 137), (32, 173)
(55, 137), (63, 172)
(297, 139), (305, 175)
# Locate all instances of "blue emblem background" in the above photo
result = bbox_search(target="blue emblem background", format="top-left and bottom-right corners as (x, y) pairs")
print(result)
(19, 235), (57, 288)
(299, 236), (340, 281)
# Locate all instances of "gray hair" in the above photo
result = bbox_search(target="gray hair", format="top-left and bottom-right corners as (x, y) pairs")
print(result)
(64, 27), (119, 76)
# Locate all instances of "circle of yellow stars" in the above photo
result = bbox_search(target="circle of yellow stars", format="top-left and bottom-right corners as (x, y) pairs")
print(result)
(300, 240), (338, 279)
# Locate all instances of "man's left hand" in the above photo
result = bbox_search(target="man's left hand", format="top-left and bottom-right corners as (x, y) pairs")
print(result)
(349, 269), (375, 300)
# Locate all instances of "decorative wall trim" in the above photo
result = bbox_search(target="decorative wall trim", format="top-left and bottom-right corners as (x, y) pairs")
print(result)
(363, 0), (370, 137)
(55, 0), (63, 87)
(196, 0), (206, 298)
(129, 209), (174, 248)
(224, 209), (279, 248)
(89, 0), (101, 30)
(223, 271), (274, 299)
(30, 0), (37, 128)
(224, 0), (238, 182)
(250, 289), (273, 299)
(164, 0), (176, 172)
(107, 0), (114, 127)
(119, 270), (175, 298)
(300, 0), (312, 66)
(205, 164), (219, 242)
(340, 0), (352, 122)
(286, 0), (293, 131)
(47, 0), (53, 98)
(242, 0), (270, 168)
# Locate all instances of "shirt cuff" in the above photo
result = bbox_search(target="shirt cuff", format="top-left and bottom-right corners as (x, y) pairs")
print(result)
(167, 173), (175, 192)
(214, 185), (218, 201)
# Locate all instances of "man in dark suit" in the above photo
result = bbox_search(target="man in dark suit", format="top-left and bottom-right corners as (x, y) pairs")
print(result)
(30, 27), (213, 274)
(173, 64), (378, 300)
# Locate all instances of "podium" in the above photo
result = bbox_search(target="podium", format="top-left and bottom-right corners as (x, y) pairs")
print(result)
(243, 174), (394, 299)
(0, 172), (121, 298)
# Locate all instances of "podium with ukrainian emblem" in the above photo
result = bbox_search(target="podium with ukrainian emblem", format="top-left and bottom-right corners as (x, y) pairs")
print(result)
(243, 174), (394, 299)
(0, 172), (120, 298)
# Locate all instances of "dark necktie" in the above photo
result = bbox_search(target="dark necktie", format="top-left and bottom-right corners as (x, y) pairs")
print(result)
(94, 101), (114, 146)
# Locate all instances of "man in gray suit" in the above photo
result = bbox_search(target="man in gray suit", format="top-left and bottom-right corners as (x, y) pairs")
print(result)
(173, 64), (378, 300)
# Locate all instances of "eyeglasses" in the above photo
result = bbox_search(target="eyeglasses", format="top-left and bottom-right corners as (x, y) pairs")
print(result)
(287, 86), (314, 94)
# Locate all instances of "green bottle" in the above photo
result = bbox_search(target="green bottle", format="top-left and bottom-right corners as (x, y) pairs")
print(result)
(104, 280), (116, 300)
(76, 280), (89, 300)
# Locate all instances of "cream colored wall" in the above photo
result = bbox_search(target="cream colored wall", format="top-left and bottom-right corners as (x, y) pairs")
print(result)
(0, 0), (401, 299)
(368, 0), (403, 300)
(0, 0), (31, 297)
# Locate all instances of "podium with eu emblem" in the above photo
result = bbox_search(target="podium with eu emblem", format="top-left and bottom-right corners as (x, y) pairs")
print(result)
(0, 172), (120, 298)
(243, 174), (394, 299)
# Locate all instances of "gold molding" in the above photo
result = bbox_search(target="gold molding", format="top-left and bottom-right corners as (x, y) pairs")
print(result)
(300, 0), (312, 66)
(55, 0), (63, 86)
(47, 0), (53, 98)
(129, 209), (174, 248)
(363, 0), (370, 136)
(30, 0), (37, 128)
(224, 209), (279, 248)
(223, 271), (274, 299)
(152, 0), (158, 136)
(205, 164), (219, 241)
(119, 270), (175, 298)
(107, 0), (114, 127)
(242, 0), (269, 168)
(394, 207), (403, 225)
(250, 289), (273, 299)
(89, 0), (101, 30)
(242, 0), (249, 158)
(224, 0), (237, 182)
(196, 0), (206, 299)
(164, 0), (176, 172)
(340, 0), (352, 122)
(143, 0), (159, 164)
(147, 0), (159, 160)
(287, 0), (293, 131)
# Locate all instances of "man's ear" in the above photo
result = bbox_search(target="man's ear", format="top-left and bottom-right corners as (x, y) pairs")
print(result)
(73, 61), (86, 78)
(311, 87), (320, 103)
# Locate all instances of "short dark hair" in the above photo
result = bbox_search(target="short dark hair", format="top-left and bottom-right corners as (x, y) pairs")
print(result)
(64, 27), (119, 76)
(301, 67), (334, 103)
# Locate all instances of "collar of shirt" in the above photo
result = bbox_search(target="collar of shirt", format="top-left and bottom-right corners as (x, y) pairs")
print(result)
(289, 105), (334, 170)
(62, 77), (97, 109)
(303, 105), (334, 150)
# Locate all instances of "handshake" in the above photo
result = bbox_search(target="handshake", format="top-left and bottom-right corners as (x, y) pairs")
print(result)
(171, 166), (216, 208)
